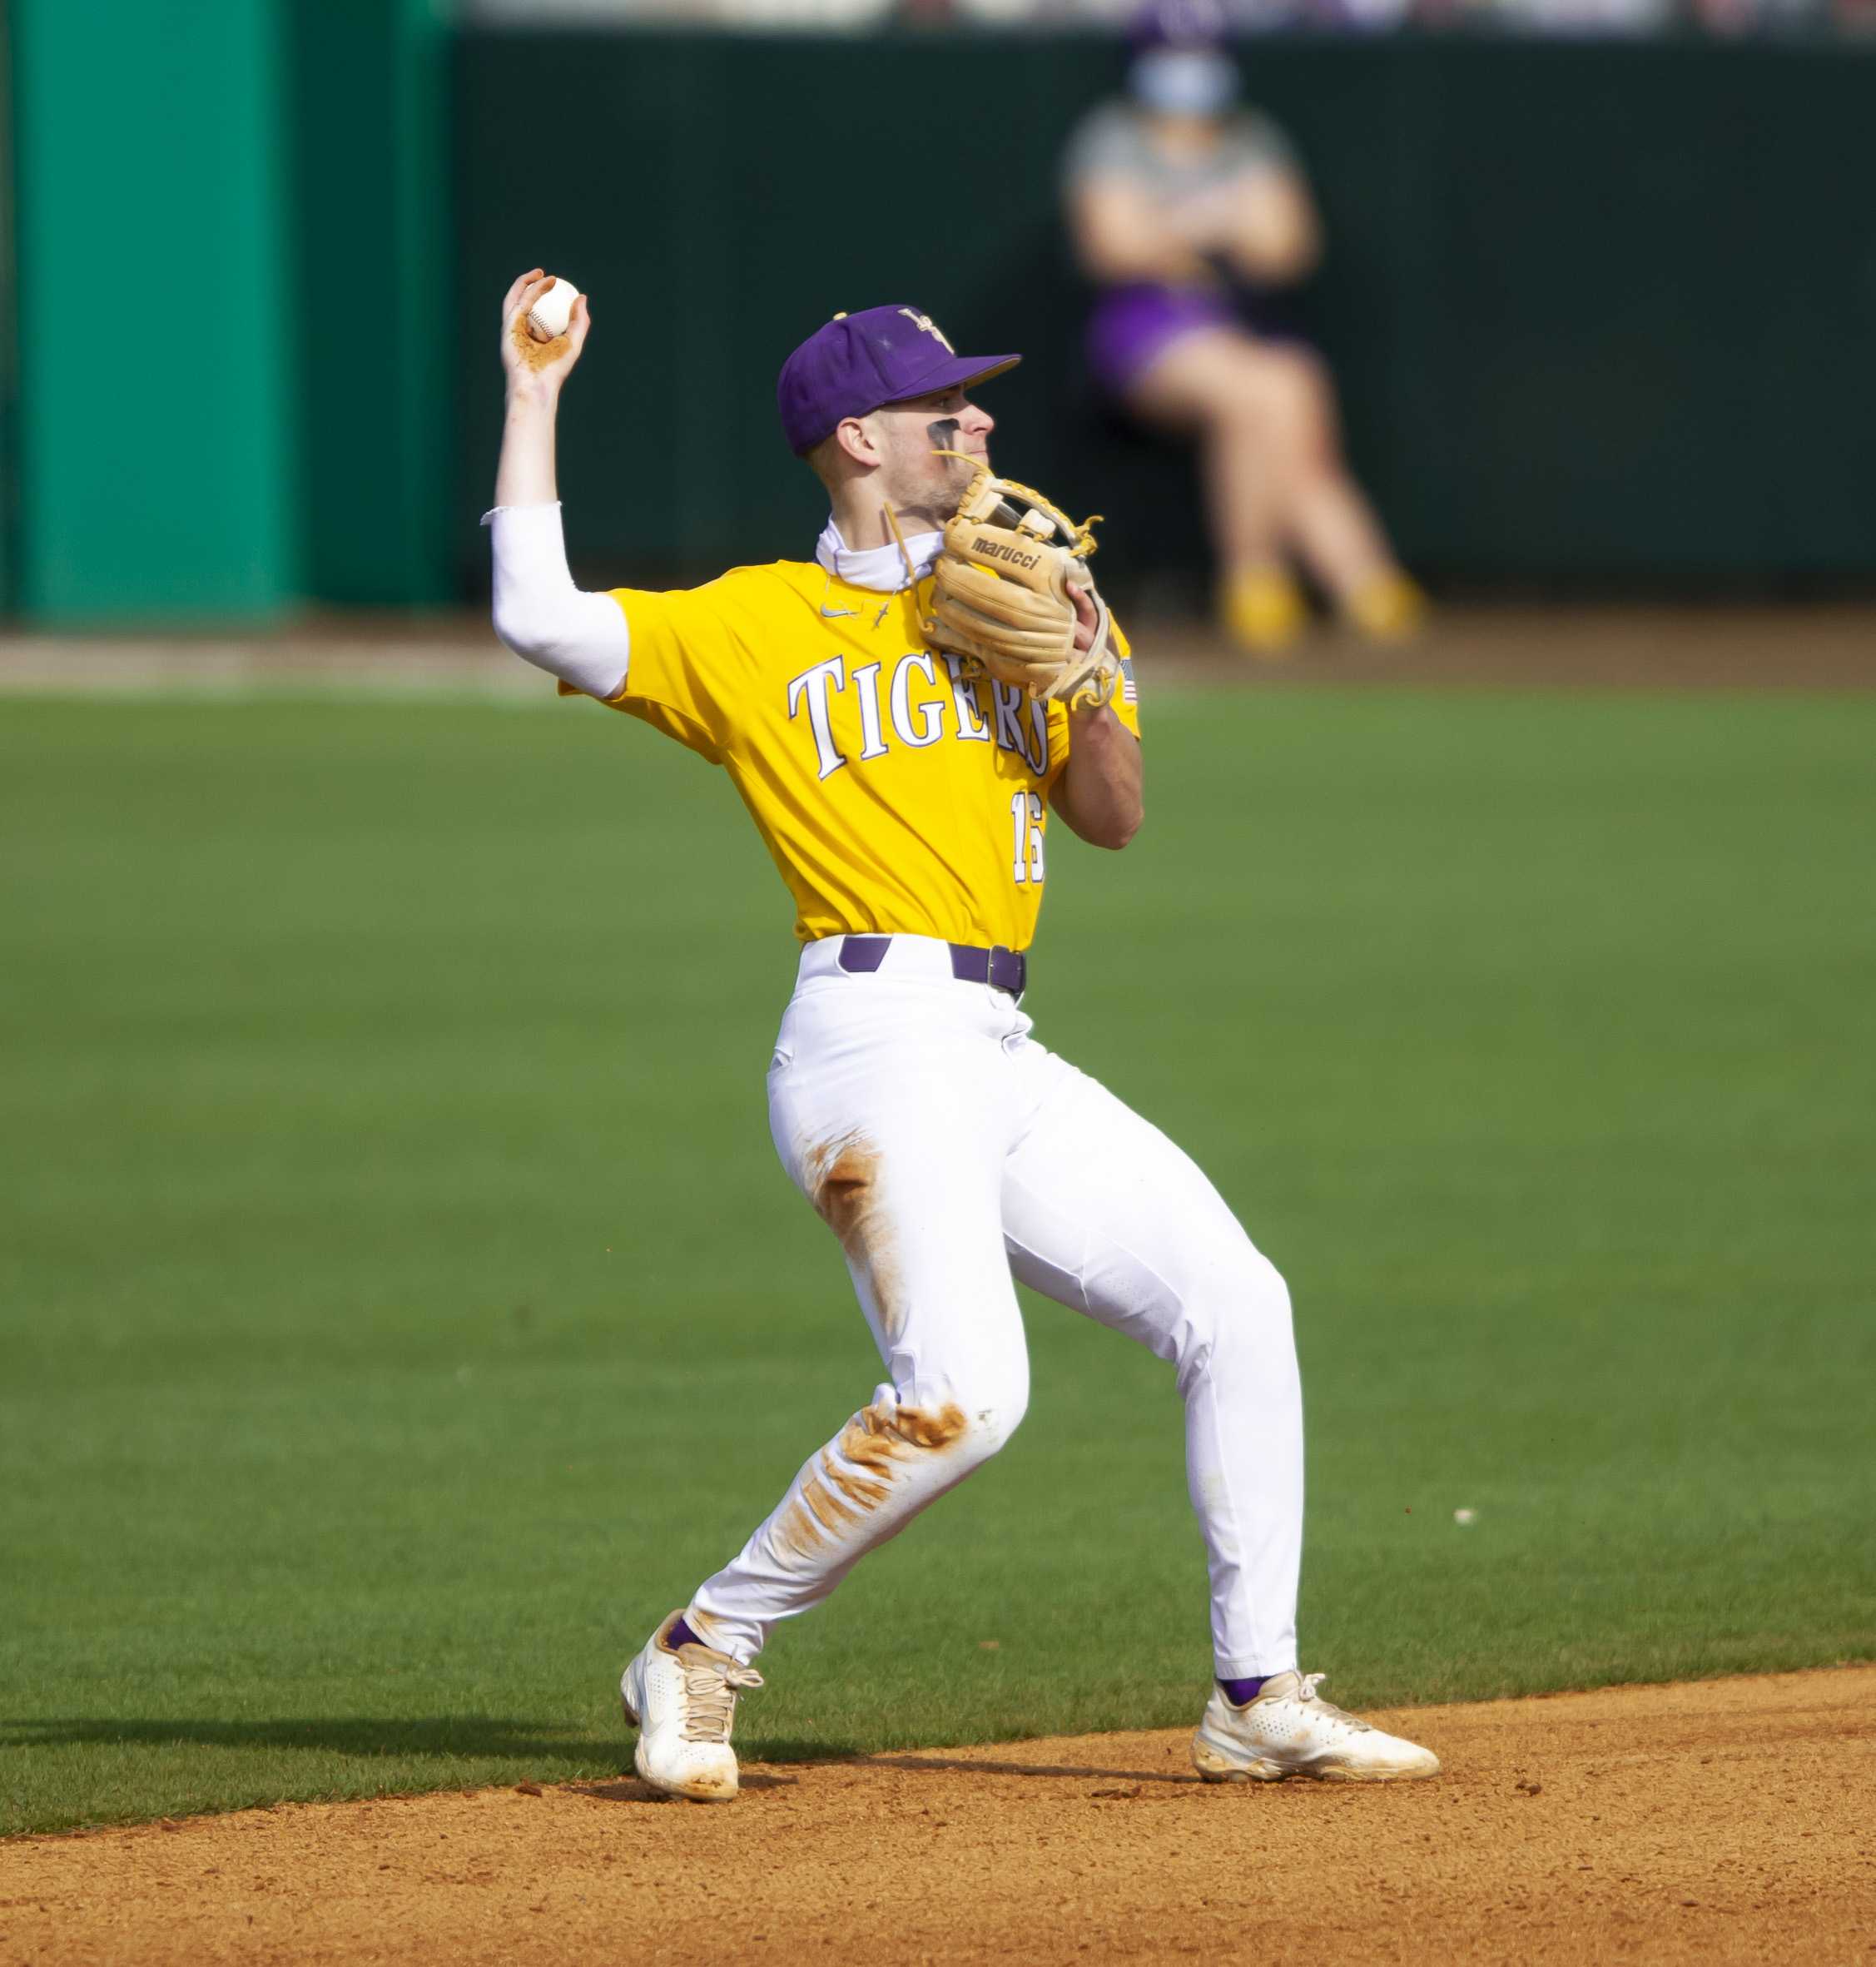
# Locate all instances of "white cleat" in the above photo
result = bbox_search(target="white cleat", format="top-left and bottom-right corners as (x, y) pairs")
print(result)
(1192, 1671), (1441, 1784)
(619, 1610), (763, 1802)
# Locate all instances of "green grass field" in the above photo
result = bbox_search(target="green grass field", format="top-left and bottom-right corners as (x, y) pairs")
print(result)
(2, 684), (1872, 1837)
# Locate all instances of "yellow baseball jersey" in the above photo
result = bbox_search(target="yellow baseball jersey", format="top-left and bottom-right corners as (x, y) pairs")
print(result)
(563, 561), (1141, 950)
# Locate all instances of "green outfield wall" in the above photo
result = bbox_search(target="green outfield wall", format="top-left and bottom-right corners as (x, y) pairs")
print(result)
(455, 31), (1876, 604)
(2, 0), (449, 623)
(291, 0), (454, 607)
(10, 0), (300, 620)
(0, 10), (16, 620)
(5, 23), (1874, 619)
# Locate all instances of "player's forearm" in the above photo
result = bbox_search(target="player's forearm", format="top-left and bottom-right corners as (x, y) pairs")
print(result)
(494, 382), (563, 509)
(488, 371), (632, 696)
(1052, 709), (1143, 851)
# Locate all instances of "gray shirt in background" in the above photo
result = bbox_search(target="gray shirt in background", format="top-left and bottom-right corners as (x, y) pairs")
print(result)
(1060, 101), (1299, 210)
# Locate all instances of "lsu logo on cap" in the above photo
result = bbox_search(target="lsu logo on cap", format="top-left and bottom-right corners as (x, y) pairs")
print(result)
(897, 308), (956, 355)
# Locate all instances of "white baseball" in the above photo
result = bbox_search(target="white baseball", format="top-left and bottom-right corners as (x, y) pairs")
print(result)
(526, 277), (578, 342)
(1453, 1508), (1477, 1526)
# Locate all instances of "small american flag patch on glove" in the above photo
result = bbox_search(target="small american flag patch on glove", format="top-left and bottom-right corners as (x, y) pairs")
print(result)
(1119, 657), (1137, 706)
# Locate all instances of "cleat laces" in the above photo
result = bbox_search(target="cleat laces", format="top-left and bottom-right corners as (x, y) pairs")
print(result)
(677, 1652), (762, 1745)
(1291, 1672), (1372, 1736)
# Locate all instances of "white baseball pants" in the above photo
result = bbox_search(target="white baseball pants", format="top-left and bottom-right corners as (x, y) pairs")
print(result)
(687, 934), (1303, 1681)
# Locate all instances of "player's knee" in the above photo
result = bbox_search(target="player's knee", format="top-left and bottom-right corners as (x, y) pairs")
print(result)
(945, 1361), (1030, 1465)
(966, 1378), (1030, 1462)
(896, 1340), (1028, 1468)
(1248, 1249), (1293, 1333)
(1173, 1242), (1294, 1390)
(1227, 1249), (1297, 1377)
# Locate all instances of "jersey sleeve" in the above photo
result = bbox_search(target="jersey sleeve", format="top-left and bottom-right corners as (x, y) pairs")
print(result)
(560, 582), (746, 763)
(1043, 613), (1141, 792)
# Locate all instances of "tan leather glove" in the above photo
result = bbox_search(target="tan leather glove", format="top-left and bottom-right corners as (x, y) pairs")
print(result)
(922, 465), (1119, 711)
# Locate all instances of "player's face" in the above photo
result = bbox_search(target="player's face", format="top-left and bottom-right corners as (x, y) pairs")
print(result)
(869, 387), (995, 524)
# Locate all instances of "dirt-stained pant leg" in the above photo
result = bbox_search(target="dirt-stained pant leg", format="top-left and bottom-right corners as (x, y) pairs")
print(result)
(999, 1039), (1303, 1681)
(687, 972), (1031, 1664)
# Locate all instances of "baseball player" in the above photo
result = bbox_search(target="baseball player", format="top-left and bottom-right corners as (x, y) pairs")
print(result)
(487, 270), (1438, 1800)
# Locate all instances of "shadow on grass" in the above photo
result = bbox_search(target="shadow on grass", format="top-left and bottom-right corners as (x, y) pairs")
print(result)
(0, 1717), (608, 1766)
(739, 1736), (866, 1764)
(1, 1723), (1189, 1791)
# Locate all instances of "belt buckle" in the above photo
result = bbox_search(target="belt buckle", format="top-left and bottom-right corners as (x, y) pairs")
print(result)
(987, 944), (1025, 1001)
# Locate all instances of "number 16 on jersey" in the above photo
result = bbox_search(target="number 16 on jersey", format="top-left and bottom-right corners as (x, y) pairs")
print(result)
(1011, 791), (1045, 885)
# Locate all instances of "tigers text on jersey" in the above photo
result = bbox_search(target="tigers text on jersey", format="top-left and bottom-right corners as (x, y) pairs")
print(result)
(564, 562), (1142, 949)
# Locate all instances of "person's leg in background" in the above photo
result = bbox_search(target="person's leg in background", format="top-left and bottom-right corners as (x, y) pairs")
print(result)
(1250, 341), (1425, 644)
(1126, 326), (1424, 654)
(1127, 328), (1306, 655)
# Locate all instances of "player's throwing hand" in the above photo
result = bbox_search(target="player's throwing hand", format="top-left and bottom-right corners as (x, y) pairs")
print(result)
(499, 268), (592, 390)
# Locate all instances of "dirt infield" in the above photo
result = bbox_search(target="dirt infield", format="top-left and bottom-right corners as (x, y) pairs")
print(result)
(3, 1666), (1869, 1965)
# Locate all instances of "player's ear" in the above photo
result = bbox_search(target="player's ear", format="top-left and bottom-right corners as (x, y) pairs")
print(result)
(834, 415), (881, 469)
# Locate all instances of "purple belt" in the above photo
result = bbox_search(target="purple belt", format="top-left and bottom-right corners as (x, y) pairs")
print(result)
(838, 934), (1027, 999)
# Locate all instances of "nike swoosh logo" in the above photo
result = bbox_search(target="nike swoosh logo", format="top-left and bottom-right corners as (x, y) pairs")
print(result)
(821, 604), (857, 618)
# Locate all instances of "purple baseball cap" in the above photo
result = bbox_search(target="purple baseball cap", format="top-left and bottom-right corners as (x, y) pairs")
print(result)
(777, 305), (1020, 455)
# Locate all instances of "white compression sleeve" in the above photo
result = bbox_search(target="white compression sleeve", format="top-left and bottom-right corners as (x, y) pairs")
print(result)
(484, 502), (631, 701)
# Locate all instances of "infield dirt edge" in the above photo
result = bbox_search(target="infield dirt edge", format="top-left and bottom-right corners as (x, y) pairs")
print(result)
(3, 1663), (1870, 1966)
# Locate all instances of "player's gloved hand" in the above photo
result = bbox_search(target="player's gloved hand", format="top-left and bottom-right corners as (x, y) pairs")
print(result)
(922, 463), (1121, 712)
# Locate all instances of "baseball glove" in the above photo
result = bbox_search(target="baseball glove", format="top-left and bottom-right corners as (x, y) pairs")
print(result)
(921, 460), (1120, 711)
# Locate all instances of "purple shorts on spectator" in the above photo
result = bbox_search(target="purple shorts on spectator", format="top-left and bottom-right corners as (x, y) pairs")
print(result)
(1086, 282), (1238, 395)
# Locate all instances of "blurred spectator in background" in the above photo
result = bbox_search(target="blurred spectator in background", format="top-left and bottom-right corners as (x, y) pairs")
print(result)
(1062, 1), (1423, 653)
(465, 0), (1844, 36)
